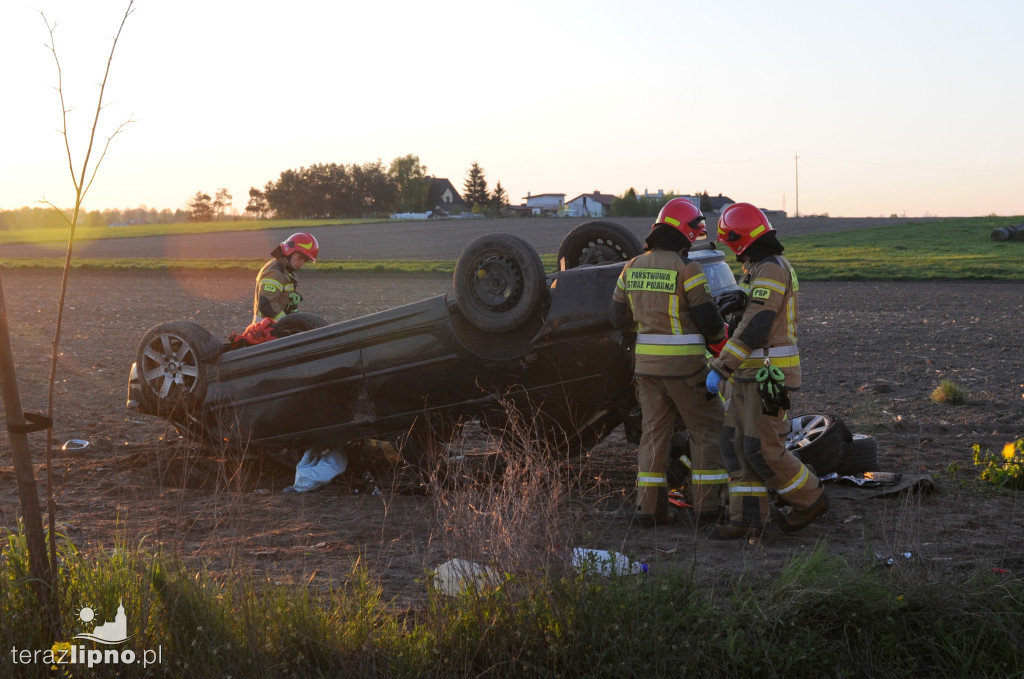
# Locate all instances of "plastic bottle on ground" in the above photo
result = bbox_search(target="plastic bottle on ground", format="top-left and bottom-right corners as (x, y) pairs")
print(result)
(571, 548), (648, 576)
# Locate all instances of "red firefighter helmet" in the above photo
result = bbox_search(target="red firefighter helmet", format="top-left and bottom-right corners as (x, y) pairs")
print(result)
(653, 198), (706, 243)
(716, 203), (773, 256)
(279, 232), (319, 262)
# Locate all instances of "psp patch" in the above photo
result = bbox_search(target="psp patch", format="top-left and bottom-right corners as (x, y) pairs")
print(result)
(751, 287), (771, 300)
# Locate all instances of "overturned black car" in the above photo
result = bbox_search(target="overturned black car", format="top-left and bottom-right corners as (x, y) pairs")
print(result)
(127, 222), (743, 464)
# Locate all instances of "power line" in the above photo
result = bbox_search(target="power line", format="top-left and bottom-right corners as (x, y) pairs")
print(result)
(794, 151), (800, 218)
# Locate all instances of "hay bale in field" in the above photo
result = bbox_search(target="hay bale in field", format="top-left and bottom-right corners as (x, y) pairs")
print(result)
(990, 223), (1024, 241)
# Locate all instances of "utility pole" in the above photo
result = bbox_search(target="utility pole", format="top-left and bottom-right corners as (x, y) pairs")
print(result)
(794, 151), (800, 218)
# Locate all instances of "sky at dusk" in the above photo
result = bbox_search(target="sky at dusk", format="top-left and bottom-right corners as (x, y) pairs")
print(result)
(1, 0), (1021, 218)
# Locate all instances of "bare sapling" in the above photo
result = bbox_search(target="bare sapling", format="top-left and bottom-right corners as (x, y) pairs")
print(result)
(0, 0), (136, 641)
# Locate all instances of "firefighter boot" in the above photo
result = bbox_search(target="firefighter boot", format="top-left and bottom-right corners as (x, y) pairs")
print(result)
(706, 521), (766, 540)
(635, 487), (679, 528)
(774, 492), (830, 533)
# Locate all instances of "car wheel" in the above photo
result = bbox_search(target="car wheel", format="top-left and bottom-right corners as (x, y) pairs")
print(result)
(836, 434), (879, 475)
(785, 413), (847, 476)
(275, 312), (328, 335)
(135, 321), (214, 417)
(454, 233), (546, 333)
(557, 220), (643, 270)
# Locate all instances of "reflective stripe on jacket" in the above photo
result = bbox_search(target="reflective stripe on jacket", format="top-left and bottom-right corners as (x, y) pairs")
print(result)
(253, 257), (299, 323)
(712, 255), (801, 387)
(612, 249), (717, 377)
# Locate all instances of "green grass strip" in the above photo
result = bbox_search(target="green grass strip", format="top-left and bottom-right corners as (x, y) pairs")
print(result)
(782, 217), (1024, 280)
(0, 218), (372, 245)
(2, 218), (1022, 280)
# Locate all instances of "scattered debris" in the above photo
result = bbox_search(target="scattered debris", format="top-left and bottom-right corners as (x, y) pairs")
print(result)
(284, 448), (348, 493)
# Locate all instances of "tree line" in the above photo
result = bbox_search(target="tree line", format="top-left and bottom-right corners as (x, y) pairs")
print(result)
(0, 156), (718, 228)
(238, 155), (510, 222)
(0, 205), (188, 230)
(609, 189), (716, 218)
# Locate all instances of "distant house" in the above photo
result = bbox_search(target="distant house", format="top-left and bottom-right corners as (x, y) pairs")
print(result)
(566, 191), (616, 218)
(704, 194), (735, 214)
(522, 192), (565, 216)
(428, 178), (469, 214)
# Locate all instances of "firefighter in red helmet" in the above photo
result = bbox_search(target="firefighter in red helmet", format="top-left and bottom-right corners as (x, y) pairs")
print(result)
(610, 198), (729, 528)
(706, 203), (828, 538)
(252, 232), (319, 324)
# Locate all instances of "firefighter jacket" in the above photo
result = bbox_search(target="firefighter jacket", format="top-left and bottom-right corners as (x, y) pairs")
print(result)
(252, 257), (301, 323)
(709, 254), (801, 388)
(611, 249), (726, 378)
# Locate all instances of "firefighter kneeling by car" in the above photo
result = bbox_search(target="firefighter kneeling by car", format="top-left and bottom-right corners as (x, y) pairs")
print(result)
(253, 231), (319, 324)
(705, 203), (829, 539)
(610, 198), (730, 528)
(229, 232), (320, 349)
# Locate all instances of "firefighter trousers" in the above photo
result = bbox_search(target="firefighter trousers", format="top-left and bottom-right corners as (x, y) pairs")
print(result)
(635, 373), (728, 517)
(720, 380), (823, 527)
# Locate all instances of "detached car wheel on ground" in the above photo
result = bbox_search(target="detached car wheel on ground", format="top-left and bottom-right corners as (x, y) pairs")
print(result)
(785, 413), (852, 476)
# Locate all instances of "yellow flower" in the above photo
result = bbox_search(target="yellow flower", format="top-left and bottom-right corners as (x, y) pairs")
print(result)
(1003, 443), (1016, 461)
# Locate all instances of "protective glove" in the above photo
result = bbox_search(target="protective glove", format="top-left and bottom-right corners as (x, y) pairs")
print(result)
(716, 290), (748, 316)
(705, 370), (723, 395)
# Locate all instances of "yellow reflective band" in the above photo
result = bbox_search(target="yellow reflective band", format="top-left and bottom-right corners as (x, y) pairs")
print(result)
(739, 354), (800, 369)
(787, 298), (797, 341)
(271, 310), (287, 321)
(790, 267), (799, 291)
(683, 272), (708, 292)
(623, 267), (678, 293)
(636, 333), (704, 344)
(722, 342), (750, 363)
(669, 293), (682, 334)
(776, 465), (811, 495)
(692, 469), (730, 484)
(664, 216), (681, 227)
(636, 344), (708, 356)
(758, 278), (788, 294)
(637, 472), (667, 487)
(729, 482), (769, 497)
(750, 224), (766, 239)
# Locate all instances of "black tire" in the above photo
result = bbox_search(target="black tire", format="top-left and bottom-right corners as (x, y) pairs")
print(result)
(785, 413), (847, 476)
(836, 434), (880, 475)
(454, 233), (546, 333)
(558, 220), (643, 270)
(274, 311), (328, 335)
(135, 320), (214, 418)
